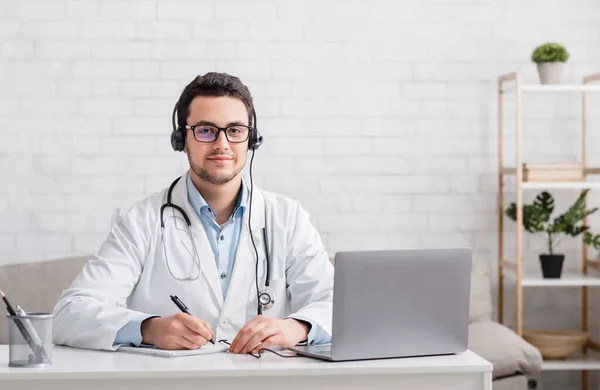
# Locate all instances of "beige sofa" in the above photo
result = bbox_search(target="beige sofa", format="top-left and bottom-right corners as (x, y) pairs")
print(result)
(0, 255), (542, 389)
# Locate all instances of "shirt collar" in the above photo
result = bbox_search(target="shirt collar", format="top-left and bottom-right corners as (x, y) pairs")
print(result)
(186, 172), (248, 218)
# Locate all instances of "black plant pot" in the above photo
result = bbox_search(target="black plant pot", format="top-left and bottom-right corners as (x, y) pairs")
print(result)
(539, 254), (565, 278)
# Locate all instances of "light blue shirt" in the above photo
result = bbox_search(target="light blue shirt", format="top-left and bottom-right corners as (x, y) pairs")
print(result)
(114, 173), (330, 346)
(186, 172), (247, 299)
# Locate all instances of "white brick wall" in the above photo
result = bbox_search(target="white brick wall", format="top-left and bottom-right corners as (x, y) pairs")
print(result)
(2, 1), (600, 388)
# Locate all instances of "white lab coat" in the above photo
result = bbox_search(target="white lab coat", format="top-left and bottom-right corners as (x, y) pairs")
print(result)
(52, 172), (334, 351)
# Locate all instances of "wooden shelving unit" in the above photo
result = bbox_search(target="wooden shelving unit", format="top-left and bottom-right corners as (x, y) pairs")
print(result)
(497, 71), (600, 389)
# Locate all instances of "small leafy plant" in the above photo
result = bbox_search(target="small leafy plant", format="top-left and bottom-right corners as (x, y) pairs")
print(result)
(505, 190), (597, 255)
(531, 42), (569, 63)
(584, 232), (600, 251)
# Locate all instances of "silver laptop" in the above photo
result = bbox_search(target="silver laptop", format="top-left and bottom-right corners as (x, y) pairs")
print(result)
(289, 248), (472, 361)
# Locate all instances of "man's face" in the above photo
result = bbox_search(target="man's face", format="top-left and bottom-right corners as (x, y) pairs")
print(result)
(185, 96), (250, 186)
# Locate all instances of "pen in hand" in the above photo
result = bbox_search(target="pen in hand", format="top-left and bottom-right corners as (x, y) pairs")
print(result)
(170, 295), (215, 345)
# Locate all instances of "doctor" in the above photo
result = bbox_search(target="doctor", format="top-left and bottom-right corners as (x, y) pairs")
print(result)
(52, 72), (334, 354)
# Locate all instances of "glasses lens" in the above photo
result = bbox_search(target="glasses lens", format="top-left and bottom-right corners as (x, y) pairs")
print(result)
(226, 126), (249, 142)
(194, 126), (218, 142)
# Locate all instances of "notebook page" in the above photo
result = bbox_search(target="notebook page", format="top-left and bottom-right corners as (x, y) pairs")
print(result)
(117, 343), (228, 358)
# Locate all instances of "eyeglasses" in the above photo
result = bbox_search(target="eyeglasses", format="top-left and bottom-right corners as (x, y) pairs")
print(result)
(185, 125), (252, 143)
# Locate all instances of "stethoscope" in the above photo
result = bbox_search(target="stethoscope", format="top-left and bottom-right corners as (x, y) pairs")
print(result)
(159, 175), (274, 315)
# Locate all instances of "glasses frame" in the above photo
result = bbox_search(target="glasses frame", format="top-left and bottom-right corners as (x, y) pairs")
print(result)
(185, 124), (253, 143)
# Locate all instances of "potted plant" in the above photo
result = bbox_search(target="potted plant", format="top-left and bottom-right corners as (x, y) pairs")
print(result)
(505, 190), (597, 278)
(531, 42), (569, 85)
(584, 231), (600, 258)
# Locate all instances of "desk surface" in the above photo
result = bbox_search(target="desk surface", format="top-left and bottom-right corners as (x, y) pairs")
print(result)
(0, 346), (492, 381)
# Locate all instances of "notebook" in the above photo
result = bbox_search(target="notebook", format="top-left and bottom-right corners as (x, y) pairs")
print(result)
(117, 343), (229, 358)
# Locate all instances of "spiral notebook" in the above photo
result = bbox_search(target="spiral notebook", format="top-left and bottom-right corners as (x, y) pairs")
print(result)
(117, 343), (229, 358)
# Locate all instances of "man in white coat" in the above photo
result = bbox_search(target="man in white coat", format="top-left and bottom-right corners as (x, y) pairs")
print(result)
(52, 72), (334, 355)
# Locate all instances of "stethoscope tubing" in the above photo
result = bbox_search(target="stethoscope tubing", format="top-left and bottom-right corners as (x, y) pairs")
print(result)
(159, 176), (273, 313)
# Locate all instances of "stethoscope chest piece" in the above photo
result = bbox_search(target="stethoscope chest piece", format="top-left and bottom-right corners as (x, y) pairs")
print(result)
(258, 288), (274, 310)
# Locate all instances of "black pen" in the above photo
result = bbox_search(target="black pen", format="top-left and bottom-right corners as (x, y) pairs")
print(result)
(170, 295), (215, 344)
(1, 290), (18, 316)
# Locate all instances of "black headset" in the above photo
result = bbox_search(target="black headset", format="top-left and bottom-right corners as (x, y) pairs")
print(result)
(168, 96), (272, 315)
(170, 100), (263, 152)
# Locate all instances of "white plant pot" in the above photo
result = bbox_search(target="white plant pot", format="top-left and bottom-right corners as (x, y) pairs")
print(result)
(536, 62), (564, 84)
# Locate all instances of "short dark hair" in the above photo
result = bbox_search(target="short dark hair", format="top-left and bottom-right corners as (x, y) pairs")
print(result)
(176, 72), (254, 129)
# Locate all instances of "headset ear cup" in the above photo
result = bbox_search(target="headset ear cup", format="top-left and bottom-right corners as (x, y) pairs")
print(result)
(249, 129), (263, 150)
(248, 108), (262, 150)
(254, 133), (263, 149)
(171, 129), (185, 152)
(248, 129), (255, 150)
(171, 100), (185, 152)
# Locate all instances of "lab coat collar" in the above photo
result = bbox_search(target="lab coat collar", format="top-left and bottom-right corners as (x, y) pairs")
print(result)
(185, 171), (250, 220)
(171, 170), (264, 233)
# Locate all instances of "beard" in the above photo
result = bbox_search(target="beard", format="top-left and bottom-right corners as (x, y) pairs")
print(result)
(188, 153), (243, 185)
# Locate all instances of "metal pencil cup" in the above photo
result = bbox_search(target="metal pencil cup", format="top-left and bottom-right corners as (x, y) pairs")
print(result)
(7, 312), (54, 368)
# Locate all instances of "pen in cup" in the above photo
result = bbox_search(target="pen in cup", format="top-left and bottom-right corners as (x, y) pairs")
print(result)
(16, 305), (50, 362)
(1, 291), (46, 364)
(170, 295), (215, 345)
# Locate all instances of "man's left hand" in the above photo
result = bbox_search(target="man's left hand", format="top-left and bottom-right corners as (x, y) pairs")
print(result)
(229, 315), (310, 354)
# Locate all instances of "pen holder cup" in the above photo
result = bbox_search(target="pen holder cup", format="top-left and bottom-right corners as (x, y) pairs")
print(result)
(7, 313), (54, 368)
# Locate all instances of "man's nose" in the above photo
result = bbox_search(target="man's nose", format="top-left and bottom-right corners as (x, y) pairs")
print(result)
(213, 130), (230, 150)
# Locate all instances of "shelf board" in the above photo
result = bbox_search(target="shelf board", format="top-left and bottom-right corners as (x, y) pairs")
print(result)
(542, 356), (600, 371)
(501, 167), (600, 176)
(504, 270), (600, 287)
(502, 84), (600, 93)
(522, 182), (600, 189)
(523, 84), (600, 92)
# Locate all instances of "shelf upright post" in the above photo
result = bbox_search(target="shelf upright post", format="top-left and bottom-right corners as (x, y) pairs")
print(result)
(515, 71), (524, 337)
(498, 75), (505, 325)
(581, 73), (591, 390)
(582, 73), (590, 335)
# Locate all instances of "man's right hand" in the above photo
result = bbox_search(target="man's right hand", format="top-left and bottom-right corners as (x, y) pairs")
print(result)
(141, 313), (215, 350)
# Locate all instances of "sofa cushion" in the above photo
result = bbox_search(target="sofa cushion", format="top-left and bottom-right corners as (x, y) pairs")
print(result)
(0, 255), (91, 344)
(469, 321), (542, 379)
(469, 258), (492, 322)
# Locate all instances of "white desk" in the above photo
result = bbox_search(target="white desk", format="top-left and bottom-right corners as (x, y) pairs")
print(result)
(0, 345), (493, 390)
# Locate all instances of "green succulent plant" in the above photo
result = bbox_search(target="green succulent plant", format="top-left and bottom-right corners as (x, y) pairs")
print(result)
(531, 42), (569, 63)
(505, 190), (597, 255)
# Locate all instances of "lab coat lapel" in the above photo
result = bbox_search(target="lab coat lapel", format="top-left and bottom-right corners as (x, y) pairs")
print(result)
(168, 175), (224, 306)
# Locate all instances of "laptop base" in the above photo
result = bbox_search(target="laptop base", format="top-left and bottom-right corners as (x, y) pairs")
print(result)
(289, 345), (461, 362)
(288, 345), (334, 361)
